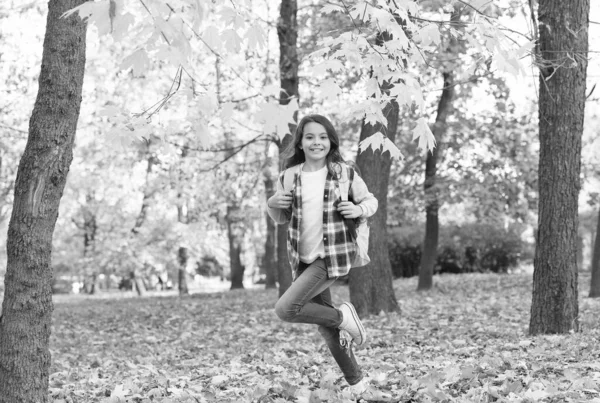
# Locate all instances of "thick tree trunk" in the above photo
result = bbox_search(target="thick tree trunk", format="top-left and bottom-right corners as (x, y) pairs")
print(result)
(0, 0), (87, 400)
(227, 206), (245, 289)
(417, 71), (455, 290)
(263, 169), (278, 289)
(349, 78), (400, 316)
(529, 0), (589, 335)
(276, 0), (298, 297)
(589, 210), (600, 297)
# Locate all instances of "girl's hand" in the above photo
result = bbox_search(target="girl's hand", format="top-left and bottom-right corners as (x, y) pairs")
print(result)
(337, 201), (362, 219)
(268, 190), (293, 209)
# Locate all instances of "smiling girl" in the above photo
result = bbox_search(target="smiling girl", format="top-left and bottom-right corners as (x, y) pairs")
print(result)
(266, 114), (378, 395)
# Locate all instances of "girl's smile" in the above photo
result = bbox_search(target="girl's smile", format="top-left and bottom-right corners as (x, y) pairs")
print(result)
(302, 122), (331, 164)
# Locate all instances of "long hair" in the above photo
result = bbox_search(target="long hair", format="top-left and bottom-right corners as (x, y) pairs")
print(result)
(281, 114), (345, 179)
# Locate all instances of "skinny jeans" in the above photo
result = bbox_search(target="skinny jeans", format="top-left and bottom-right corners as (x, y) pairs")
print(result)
(274, 259), (363, 385)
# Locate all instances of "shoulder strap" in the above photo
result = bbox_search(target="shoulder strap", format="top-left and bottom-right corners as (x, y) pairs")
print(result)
(280, 164), (302, 192)
(338, 163), (354, 201)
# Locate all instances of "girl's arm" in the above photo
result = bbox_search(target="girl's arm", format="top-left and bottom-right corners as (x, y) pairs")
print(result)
(350, 173), (378, 218)
(266, 173), (292, 224)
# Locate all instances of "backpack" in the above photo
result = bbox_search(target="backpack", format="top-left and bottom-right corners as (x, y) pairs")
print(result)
(281, 163), (370, 268)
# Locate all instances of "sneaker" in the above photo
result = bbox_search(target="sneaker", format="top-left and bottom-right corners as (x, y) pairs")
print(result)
(347, 379), (367, 397)
(346, 379), (392, 401)
(338, 302), (366, 346)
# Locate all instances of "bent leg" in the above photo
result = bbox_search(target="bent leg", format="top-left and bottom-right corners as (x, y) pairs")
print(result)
(315, 288), (363, 385)
(274, 259), (341, 328)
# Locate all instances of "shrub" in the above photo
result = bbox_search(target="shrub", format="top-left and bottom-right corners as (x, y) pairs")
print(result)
(388, 223), (530, 277)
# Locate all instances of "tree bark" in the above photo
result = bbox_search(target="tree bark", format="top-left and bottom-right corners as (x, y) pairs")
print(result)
(349, 73), (400, 316)
(589, 210), (600, 297)
(529, 0), (589, 334)
(0, 0), (87, 400)
(177, 247), (190, 296)
(417, 10), (460, 291)
(276, 0), (298, 297)
(417, 71), (455, 290)
(131, 151), (156, 235)
(263, 168), (278, 289)
(227, 205), (245, 289)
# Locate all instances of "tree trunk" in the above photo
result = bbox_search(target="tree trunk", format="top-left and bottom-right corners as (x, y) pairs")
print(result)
(177, 247), (190, 296)
(130, 270), (146, 296)
(263, 168), (278, 289)
(276, 0), (298, 297)
(417, 71), (455, 290)
(349, 75), (400, 316)
(417, 10), (460, 291)
(589, 210), (600, 297)
(529, 0), (589, 335)
(227, 205), (245, 289)
(131, 152), (156, 235)
(0, 0), (87, 400)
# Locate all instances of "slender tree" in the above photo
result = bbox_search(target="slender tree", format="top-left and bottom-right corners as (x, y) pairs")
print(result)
(417, 10), (461, 291)
(589, 210), (600, 297)
(0, 0), (87, 400)
(417, 71), (455, 290)
(276, 0), (299, 296)
(529, 0), (590, 334)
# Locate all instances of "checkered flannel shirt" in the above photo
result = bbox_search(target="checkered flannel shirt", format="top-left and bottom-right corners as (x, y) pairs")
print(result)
(267, 163), (378, 279)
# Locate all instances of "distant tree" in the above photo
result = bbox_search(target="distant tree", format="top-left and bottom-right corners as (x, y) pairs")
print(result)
(589, 210), (600, 298)
(0, 0), (87, 400)
(417, 11), (462, 291)
(529, 0), (590, 334)
(177, 247), (190, 295)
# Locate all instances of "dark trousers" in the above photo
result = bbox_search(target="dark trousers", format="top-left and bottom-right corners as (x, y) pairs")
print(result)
(274, 259), (363, 385)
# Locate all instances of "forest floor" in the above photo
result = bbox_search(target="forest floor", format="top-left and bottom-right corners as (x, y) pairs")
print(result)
(49, 272), (600, 403)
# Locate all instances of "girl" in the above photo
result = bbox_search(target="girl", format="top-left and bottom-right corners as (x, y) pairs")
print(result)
(266, 114), (378, 396)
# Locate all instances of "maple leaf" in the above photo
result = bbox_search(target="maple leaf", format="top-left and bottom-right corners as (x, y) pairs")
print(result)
(358, 131), (404, 160)
(246, 24), (265, 50)
(62, 0), (112, 35)
(412, 117), (436, 152)
(202, 25), (223, 51)
(120, 49), (150, 77)
(255, 99), (298, 140)
(414, 24), (441, 47)
(318, 79), (341, 102)
(221, 29), (242, 53)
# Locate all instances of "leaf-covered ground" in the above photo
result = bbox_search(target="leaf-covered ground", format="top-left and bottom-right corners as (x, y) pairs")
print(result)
(49, 273), (600, 403)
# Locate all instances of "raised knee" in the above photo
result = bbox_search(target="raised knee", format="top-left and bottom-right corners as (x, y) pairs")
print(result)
(275, 300), (296, 322)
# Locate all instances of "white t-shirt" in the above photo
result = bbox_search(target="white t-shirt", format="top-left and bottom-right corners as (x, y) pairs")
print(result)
(299, 166), (328, 263)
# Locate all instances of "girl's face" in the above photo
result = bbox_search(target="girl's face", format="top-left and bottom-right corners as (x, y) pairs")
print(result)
(301, 122), (331, 164)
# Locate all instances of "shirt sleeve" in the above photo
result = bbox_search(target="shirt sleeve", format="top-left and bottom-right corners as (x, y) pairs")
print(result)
(266, 171), (292, 224)
(350, 172), (378, 218)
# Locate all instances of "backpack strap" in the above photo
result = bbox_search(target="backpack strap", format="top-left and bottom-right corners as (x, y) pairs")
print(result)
(338, 163), (354, 202)
(280, 164), (302, 192)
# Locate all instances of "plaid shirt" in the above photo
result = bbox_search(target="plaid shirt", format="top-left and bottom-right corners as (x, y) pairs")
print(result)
(267, 163), (378, 279)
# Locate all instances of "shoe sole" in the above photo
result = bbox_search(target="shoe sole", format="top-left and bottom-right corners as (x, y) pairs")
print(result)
(343, 302), (366, 345)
